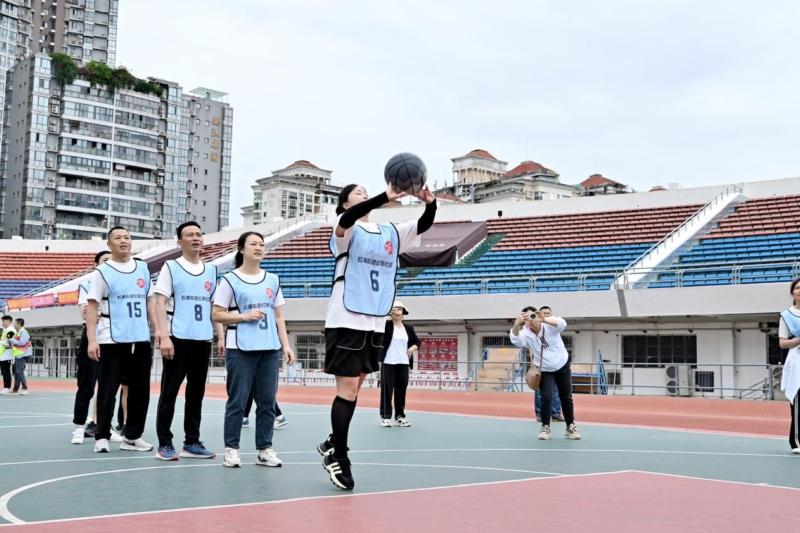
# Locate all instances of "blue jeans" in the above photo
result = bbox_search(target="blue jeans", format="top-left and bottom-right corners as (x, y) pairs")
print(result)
(223, 348), (281, 450)
(534, 387), (561, 416)
(12, 357), (27, 390)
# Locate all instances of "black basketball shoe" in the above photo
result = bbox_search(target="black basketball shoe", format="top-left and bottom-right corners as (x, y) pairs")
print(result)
(316, 434), (334, 457)
(323, 454), (354, 491)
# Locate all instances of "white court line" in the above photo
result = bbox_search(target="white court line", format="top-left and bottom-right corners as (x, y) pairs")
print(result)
(0, 446), (797, 469)
(626, 469), (800, 492)
(0, 466), (633, 527)
(0, 424), (73, 429)
(0, 413), (71, 420)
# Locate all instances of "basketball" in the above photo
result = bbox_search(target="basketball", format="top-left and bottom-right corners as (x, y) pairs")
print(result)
(384, 153), (427, 194)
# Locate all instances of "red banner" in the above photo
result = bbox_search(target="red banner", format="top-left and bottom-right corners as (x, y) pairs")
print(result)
(30, 293), (56, 309)
(58, 290), (80, 306)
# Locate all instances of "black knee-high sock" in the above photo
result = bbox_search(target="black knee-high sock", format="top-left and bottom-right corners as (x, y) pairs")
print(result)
(331, 395), (357, 460)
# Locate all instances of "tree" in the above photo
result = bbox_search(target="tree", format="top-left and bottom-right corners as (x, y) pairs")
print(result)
(50, 53), (77, 88)
(111, 67), (136, 92)
(83, 61), (113, 88)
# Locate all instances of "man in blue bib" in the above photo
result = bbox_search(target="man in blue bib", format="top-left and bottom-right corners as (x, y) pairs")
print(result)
(152, 221), (222, 461)
(86, 226), (155, 454)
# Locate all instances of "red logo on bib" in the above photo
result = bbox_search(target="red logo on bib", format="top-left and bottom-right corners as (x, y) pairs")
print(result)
(137, 278), (145, 288)
(204, 280), (213, 292)
(266, 288), (274, 298)
(384, 241), (393, 255)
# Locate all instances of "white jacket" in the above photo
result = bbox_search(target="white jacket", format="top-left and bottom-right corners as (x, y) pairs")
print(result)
(509, 318), (569, 372)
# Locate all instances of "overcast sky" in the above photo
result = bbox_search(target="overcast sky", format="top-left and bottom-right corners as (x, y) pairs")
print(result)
(117, 1), (800, 225)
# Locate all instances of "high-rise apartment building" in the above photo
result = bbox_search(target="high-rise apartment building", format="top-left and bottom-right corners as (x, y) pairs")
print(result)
(30, 0), (119, 66)
(182, 88), (232, 231)
(0, 0), (119, 236)
(0, 54), (232, 239)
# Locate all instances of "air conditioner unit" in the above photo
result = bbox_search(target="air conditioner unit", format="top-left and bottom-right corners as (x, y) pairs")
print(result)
(47, 124), (58, 133)
(44, 200), (55, 207)
(46, 179), (56, 188)
(157, 164), (164, 170)
(153, 231), (162, 238)
(157, 142), (165, 150)
(45, 159), (55, 169)
(49, 104), (60, 114)
(156, 177), (164, 186)
(665, 365), (692, 397)
(154, 215), (162, 221)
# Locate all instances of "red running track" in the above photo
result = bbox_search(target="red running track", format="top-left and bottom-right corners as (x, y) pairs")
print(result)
(29, 379), (789, 437)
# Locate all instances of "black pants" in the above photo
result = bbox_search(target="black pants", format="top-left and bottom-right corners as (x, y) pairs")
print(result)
(96, 342), (152, 441)
(73, 327), (100, 425)
(790, 390), (800, 451)
(380, 363), (409, 419)
(243, 384), (282, 418)
(0, 360), (11, 389)
(539, 361), (575, 426)
(156, 338), (210, 447)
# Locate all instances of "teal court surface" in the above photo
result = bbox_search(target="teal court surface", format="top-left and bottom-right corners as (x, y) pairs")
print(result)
(0, 392), (798, 532)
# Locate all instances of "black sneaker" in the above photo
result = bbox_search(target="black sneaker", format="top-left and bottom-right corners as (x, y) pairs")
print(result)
(316, 435), (334, 457)
(323, 454), (354, 491)
(84, 421), (97, 438)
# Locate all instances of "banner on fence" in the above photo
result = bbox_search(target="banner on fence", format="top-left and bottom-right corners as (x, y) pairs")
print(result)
(57, 290), (79, 306)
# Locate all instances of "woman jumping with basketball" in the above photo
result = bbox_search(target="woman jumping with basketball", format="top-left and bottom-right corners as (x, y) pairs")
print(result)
(317, 175), (436, 490)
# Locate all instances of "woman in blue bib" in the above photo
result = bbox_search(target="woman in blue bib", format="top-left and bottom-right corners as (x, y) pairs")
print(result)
(212, 231), (295, 468)
(318, 182), (436, 490)
(778, 277), (800, 454)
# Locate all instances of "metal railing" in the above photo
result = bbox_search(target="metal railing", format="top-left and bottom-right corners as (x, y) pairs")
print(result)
(20, 352), (786, 400)
(615, 184), (744, 289)
(278, 258), (800, 298)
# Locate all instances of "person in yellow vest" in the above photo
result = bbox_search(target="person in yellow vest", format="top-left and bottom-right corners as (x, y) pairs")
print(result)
(10, 318), (32, 395)
(1, 315), (15, 395)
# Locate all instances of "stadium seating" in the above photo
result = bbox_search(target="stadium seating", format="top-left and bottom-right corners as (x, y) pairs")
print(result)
(263, 204), (703, 297)
(651, 195), (800, 287)
(0, 252), (95, 302)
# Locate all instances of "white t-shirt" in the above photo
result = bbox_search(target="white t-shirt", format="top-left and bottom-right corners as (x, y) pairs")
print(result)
(153, 256), (207, 298)
(213, 268), (286, 349)
(87, 258), (138, 345)
(779, 307), (800, 404)
(509, 318), (569, 372)
(384, 325), (409, 365)
(325, 218), (420, 332)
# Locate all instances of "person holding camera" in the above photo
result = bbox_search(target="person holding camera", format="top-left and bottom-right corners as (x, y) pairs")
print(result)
(510, 307), (581, 441)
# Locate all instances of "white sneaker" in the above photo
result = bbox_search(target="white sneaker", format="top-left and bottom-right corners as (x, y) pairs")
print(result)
(94, 439), (110, 453)
(71, 427), (84, 445)
(274, 415), (288, 429)
(395, 417), (411, 427)
(0, 388), (9, 395)
(565, 424), (582, 440)
(380, 418), (392, 427)
(110, 429), (123, 443)
(223, 447), (241, 468)
(120, 437), (154, 452)
(255, 447), (283, 467)
(792, 448), (800, 455)
(19, 389), (28, 395)
(538, 425), (551, 440)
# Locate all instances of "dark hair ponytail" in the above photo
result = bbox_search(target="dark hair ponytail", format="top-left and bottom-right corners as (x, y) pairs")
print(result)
(336, 184), (359, 215)
(235, 231), (264, 268)
(791, 277), (800, 305)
